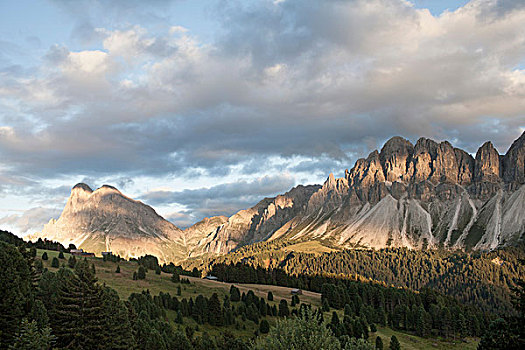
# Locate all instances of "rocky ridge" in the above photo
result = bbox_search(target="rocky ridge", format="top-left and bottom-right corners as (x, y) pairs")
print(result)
(32, 132), (525, 262)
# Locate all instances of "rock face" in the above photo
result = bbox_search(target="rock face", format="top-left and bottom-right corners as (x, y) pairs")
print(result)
(34, 132), (525, 262)
(31, 184), (187, 263)
(188, 132), (525, 253)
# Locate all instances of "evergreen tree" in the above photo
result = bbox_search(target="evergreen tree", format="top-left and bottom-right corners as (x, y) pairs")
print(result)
(137, 266), (146, 280)
(177, 285), (182, 296)
(52, 262), (105, 348)
(268, 291), (274, 301)
(375, 336), (383, 350)
(155, 265), (161, 275)
(253, 308), (339, 350)
(58, 251), (65, 259)
(41, 252), (48, 261)
(8, 319), (55, 350)
(133, 271), (138, 280)
(51, 257), (59, 268)
(389, 335), (400, 350)
(259, 319), (270, 334)
(171, 271), (180, 283)
(175, 310), (184, 324)
(230, 285), (241, 302)
(0, 242), (33, 348)
(115, 265), (120, 273)
(477, 318), (520, 350)
(193, 294), (208, 324)
(279, 299), (290, 317)
(67, 255), (76, 268)
(208, 293), (224, 326)
(100, 287), (134, 349)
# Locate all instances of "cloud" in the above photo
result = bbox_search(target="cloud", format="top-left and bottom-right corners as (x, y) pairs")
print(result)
(0, 207), (61, 236)
(140, 174), (296, 224)
(1, 0), (525, 229)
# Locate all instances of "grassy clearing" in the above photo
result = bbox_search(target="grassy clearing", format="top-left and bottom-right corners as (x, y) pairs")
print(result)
(374, 327), (478, 350)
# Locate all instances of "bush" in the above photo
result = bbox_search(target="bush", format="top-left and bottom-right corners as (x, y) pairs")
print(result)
(253, 309), (340, 350)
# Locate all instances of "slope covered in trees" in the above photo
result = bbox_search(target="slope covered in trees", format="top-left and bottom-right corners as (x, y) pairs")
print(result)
(195, 240), (525, 314)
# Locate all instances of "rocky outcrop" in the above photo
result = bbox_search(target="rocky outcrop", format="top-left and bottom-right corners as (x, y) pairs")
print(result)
(502, 132), (525, 187)
(474, 142), (501, 183)
(31, 184), (187, 263)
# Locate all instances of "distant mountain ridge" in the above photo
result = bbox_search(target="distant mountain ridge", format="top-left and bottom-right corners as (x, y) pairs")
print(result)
(31, 132), (525, 262)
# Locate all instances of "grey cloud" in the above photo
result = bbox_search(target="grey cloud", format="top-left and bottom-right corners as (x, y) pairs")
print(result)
(0, 207), (61, 236)
(141, 174), (296, 224)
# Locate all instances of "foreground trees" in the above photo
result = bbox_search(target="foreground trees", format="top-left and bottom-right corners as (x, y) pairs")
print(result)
(253, 309), (340, 350)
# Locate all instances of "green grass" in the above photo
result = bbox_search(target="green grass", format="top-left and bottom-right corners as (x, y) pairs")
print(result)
(374, 327), (478, 350)
(36, 249), (480, 348)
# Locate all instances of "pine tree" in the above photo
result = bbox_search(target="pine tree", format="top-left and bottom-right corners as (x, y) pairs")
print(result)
(8, 319), (55, 350)
(278, 299), (289, 317)
(208, 293), (224, 326)
(177, 285), (182, 296)
(375, 336), (383, 350)
(52, 261), (105, 348)
(389, 335), (400, 350)
(99, 287), (134, 349)
(0, 242), (33, 348)
(67, 255), (76, 268)
(115, 265), (120, 273)
(259, 319), (270, 334)
(41, 252), (48, 261)
(155, 265), (161, 275)
(171, 271), (180, 283)
(230, 285), (241, 302)
(268, 291), (274, 301)
(58, 251), (65, 259)
(51, 257), (59, 268)
(137, 266), (146, 280)
(175, 310), (184, 324)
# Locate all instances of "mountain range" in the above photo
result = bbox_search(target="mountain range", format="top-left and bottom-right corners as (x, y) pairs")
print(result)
(30, 132), (525, 262)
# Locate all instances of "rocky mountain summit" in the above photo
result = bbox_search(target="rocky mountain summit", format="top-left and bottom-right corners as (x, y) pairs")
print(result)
(33, 132), (525, 262)
(191, 132), (525, 254)
(31, 184), (188, 262)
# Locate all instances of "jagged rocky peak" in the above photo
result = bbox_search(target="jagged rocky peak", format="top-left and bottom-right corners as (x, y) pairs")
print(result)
(379, 136), (413, 182)
(474, 141), (501, 182)
(502, 131), (525, 185)
(430, 141), (459, 184)
(348, 150), (385, 188)
(454, 148), (475, 185)
(409, 137), (439, 182)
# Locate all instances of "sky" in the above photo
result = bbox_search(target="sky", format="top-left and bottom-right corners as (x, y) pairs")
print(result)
(0, 0), (524, 235)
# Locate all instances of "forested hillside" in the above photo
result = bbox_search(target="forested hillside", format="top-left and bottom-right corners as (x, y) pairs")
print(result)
(1, 229), (498, 349)
(193, 240), (525, 314)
